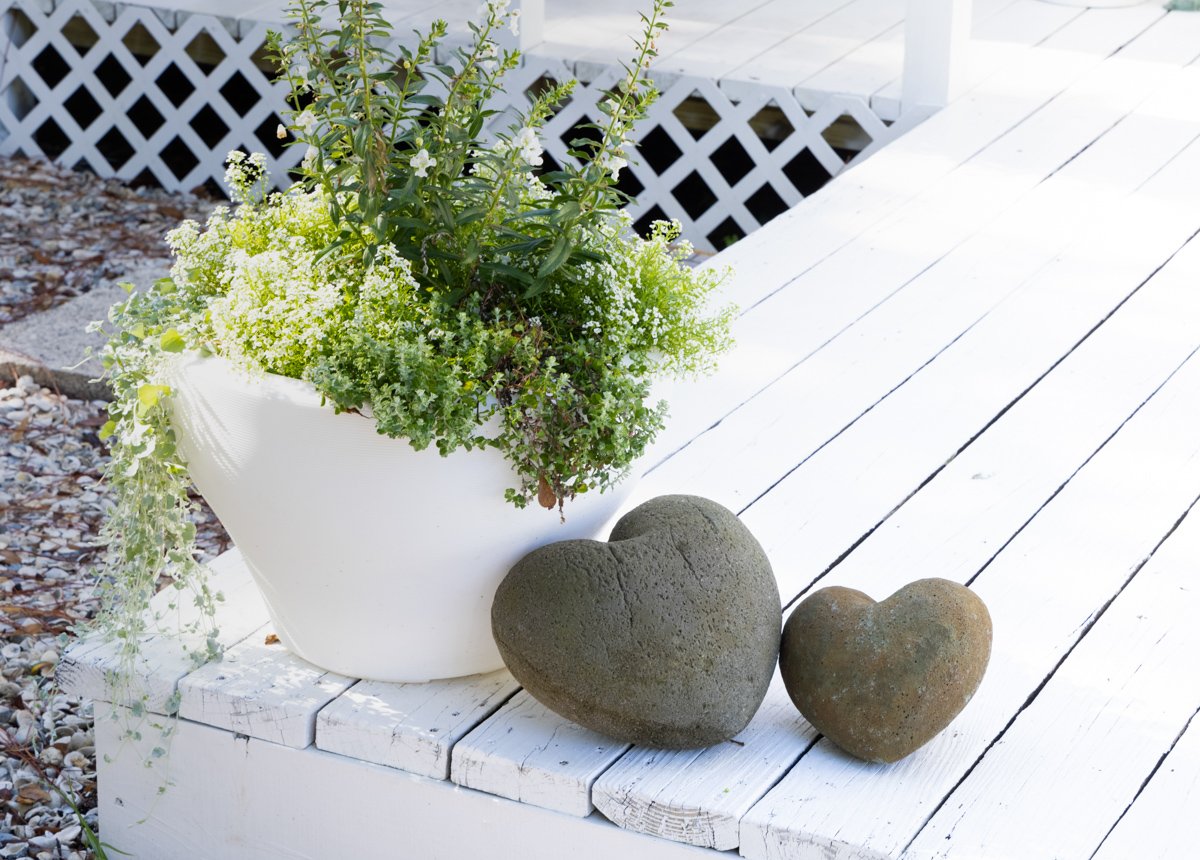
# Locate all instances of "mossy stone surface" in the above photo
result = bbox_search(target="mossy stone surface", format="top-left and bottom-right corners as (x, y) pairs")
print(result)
(780, 578), (992, 763)
(491, 495), (780, 748)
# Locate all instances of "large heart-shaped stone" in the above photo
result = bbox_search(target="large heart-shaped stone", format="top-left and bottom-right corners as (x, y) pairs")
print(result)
(780, 578), (991, 763)
(491, 495), (780, 748)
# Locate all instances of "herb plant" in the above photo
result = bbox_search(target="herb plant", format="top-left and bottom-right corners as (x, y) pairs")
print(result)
(90, 0), (734, 679)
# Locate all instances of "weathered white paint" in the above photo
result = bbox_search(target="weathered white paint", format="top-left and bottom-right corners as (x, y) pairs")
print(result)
(592, 674), (816, 851)
(1092, 709), (1200, 860)
(451, 691), (631, 817)
(315, 670), (520, 780)
(177, 623), (355, 749)
(95, 705), (721, 860)
(58, 551), (267, 713)
(905, 494), (1200, 858)
(901, 0), (972, 109)
(739, 264), (1200, 859)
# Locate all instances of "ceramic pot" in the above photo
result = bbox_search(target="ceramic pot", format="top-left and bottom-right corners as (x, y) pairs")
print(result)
(166, 353), (635, 682)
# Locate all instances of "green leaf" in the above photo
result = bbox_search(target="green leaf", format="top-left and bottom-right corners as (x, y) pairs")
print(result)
(98, 420), (117, 441)
(537, 235), (573, 279)
(159, 329), (186, 353)
(137, 384), (171, 411)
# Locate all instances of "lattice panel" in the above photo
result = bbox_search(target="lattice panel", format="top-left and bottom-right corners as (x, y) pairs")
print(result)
(0, 0), (303, 192)
(0, 0), (923, 251)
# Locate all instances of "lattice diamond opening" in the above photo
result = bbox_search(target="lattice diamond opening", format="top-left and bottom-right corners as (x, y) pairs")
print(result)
(745, 183), (789, 225)
(3, 7), (33, 49)
(710, 136), (754, 187)
(822, 113), (874, 163)
(34, 117), (69, 157)
(633, 204), (669, 238)
(96, 126), (134, 170)
(4, 76), (35, 121)
(750, 101), (794, 153)
(706, 217), (744, 251)
(220, 70), (260, 115)
(191, 105), (230, 150)
(673, 170), (717, 221)
(129, 95), (165, 138)
(157, 63), (195, 107)
(161, 135), (200, 181)
(639, 125), (682, 174)
(32, 43), (71, 89)
(524, 74), (570, 114)
(255, 114), (288, 158)
(122, 21), (159, 67)
(64, 14), (98, 56)
(785, 149), (833, 197)
(185, 31), (225, 73)
(95, 54), (132, 97)
(64, 86), (102, 130)
(674, 90), (719, 141)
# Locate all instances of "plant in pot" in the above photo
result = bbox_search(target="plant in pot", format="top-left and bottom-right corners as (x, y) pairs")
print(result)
(89, 0), (734, 686)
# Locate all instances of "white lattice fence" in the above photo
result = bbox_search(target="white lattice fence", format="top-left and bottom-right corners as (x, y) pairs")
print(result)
(0, 0), (923, 251)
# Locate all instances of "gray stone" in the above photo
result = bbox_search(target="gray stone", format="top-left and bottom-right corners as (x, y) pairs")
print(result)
(491, 495), (780, 748)
(780, 578), (992, 763)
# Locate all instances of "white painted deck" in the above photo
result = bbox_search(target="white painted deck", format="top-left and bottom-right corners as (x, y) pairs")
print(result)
(60, 5), (1200, 859)
(129, 0), (1161, 117)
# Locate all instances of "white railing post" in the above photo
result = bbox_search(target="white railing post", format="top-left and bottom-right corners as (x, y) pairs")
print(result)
(901, 0), (971, 111)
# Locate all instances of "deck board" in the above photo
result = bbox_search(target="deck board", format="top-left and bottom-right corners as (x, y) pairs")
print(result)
(60, 5), (1200, 858)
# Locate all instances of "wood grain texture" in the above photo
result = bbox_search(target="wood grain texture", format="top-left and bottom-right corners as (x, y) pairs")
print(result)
(740, 284), (1200, 859)
(95, 704), (721, 860)
(315, 670), (520, 780)
(905, 493), (1200, 859)
(450, 691), (632, 817)
(177, 623), (354, 748)
(1092, 708), (1200, 860)
(58, 551), (268, 713)
(592, 674), (816, 851)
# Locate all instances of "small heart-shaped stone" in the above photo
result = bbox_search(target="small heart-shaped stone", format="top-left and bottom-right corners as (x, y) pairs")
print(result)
(780, 578), (991, 763)
(492, 495), (780, 748)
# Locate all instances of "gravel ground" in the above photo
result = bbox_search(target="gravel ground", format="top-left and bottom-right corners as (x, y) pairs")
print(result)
(0, 155), (229, 859)
(0, 157), (213, 327)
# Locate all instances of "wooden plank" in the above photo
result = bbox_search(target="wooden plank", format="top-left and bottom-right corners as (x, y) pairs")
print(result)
(741, 103), (1200, 607)
(646, 58), (1198, 502)
(652, 0), (857, 82)
(176, 622), (355, 749)
(739, 287), (1200, 860)
(1117, 6), (1200, 65)
(592, 673), (817, 851)
(905, 499), (1200, 859)
(450, 691), (632, 817)
(650, 48), (1166, 466)
(719, 0), (905, 101)
(58, 550), (269, 713)
(609, 141), (1200, 854)
(95, 705), (721, 860)
(1092, 709), (1200, 860)
(315, 670), (520, 780)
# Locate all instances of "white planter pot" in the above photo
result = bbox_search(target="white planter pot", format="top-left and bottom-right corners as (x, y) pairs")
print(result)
(166, 353), (636, 682)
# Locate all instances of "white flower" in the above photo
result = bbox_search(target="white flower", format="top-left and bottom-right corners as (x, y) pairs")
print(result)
(410, 148), (437, 178)
(276, 124), (287, 140)
(596, 151), (627, 180)
(295, 109), (318, 135)
(509, 9), (521, 37)
(480, 41), (499, 60)
(303, 146), (319, 169)
(513, 126), (543, 167)
(478, 0), (510, 20)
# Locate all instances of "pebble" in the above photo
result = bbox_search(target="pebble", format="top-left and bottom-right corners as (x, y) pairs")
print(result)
(0, 154), (214, 325)
(1, 369), (231, 858)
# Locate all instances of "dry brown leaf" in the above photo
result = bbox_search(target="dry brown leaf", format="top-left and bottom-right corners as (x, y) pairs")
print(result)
(264, 633), (280, 645)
